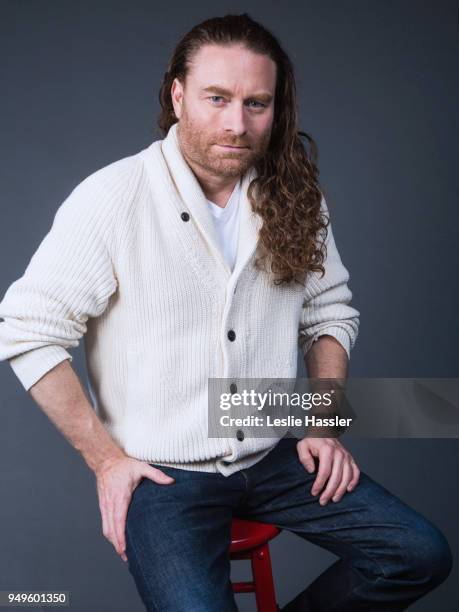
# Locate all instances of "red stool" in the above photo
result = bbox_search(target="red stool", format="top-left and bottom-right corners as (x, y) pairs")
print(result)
(230, 517), (281, 611)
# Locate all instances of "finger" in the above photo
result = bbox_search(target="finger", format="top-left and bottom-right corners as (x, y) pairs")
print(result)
(145, 465), (175, 484)
(331, 458), (353, 502)
(297, 445), (316, 473)
(106, 498), (120, 555)
(311, 446), (333, 496)
(99, 487), (113, 545)
(100, 501), (110, 544)
(319, 451), (344, 505)
(113, 496), (130, 561)
(347, 459), (361, 491)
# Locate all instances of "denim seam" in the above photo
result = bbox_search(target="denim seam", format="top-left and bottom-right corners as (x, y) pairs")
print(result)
(238, 469), (250, 500)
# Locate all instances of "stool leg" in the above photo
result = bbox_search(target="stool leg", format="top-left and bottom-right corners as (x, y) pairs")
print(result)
(251, 543), (278, 612)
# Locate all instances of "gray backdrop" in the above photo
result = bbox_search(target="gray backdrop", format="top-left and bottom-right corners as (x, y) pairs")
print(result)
(1, 1), (458, 610)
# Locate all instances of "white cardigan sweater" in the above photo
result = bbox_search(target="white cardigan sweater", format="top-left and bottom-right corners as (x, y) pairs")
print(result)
(0, 122), (360, 475)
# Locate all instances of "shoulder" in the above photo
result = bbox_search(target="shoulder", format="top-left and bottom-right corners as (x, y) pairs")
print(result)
(69, 150), (144, 208)
(54, 147), (148, 230)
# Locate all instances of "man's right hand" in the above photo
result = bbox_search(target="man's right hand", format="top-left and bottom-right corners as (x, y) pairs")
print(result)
(94, 455), (175, 562)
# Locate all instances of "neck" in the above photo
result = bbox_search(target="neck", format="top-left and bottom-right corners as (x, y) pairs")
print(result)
(201, 174), (239, 208)
(188, 157), (240, 208)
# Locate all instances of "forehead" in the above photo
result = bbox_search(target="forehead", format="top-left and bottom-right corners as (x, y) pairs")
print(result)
(187, 43), (276, 91)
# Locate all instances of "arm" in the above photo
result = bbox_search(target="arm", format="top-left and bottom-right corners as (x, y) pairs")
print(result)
(26, 355), (174, 564)
(296, 195), (361, 503)
(298, 195), (360, 363)
(0, 169), (175, 563)
(0, 172), (119, 390)
(0, 170), (130, 470)
(0, 172), (129, 470)
(28, 358), (126, 473)
(299, 195), (359, 431)
(305, 333), (348, 379)
(303, 334), (349, 437)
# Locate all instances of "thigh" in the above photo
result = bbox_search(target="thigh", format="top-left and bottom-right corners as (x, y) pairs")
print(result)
(237, 437), (448, 578)
(125, 465), (240, 612)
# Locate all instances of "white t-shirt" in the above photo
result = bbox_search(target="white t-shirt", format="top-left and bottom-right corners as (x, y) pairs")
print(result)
(206, 178), (242, 272)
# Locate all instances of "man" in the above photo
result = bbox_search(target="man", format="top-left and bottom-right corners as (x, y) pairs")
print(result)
(0, 13), (452, 612)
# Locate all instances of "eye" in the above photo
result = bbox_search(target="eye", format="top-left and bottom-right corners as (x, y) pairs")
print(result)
(247, 100), (266, 109)
(209, 96), (225, 104)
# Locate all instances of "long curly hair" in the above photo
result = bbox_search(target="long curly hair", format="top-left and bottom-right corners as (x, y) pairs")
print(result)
(157, 13), (329, 287)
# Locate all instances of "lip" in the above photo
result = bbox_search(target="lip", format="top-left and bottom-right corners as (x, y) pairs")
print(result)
(216, 144), (249, 150)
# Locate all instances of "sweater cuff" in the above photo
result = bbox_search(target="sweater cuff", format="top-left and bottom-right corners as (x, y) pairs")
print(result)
(300, 326), (352, 361)
(8, 345), (73, 391)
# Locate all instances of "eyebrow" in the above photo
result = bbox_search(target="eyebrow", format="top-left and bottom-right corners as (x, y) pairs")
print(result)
(201, 85), (274, 104)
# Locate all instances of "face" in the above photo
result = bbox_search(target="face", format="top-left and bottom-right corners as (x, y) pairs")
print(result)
(171, 43), (276, 179)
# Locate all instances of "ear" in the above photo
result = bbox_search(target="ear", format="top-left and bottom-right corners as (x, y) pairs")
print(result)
(171, 77), (184, 120)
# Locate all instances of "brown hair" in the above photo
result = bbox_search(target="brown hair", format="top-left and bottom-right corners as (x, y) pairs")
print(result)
(157, 13), (329, 286)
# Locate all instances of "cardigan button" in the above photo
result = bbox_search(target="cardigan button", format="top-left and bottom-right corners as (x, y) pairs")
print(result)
(236, 429), (245, 441)
(230, 383), (237, 394)
(181, 212), (190, 222)
(227, 330), (236, 341)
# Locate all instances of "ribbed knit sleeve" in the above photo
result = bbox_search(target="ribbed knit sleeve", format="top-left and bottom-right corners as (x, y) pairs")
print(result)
(0, 172), (119, 391)
(298, 196), (360, 361)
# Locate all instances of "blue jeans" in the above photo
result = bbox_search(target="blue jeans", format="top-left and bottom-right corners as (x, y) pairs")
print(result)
(125, 436), (453, 611)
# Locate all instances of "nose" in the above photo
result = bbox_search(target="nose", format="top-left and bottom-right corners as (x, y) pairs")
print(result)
(223, 101), (248, 137)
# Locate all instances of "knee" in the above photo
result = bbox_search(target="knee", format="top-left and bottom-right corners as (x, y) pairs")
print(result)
(425, 527), (454, 587)
(404, 521), (453, 588)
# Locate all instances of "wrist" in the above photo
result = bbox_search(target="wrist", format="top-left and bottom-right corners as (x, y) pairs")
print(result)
(86, 445), (127, 475)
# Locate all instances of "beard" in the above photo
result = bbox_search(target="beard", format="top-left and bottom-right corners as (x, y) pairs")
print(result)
(177, 106), (271, 179)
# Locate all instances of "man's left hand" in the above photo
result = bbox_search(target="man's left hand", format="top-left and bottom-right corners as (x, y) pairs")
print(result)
(296, 437), (360, 505)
